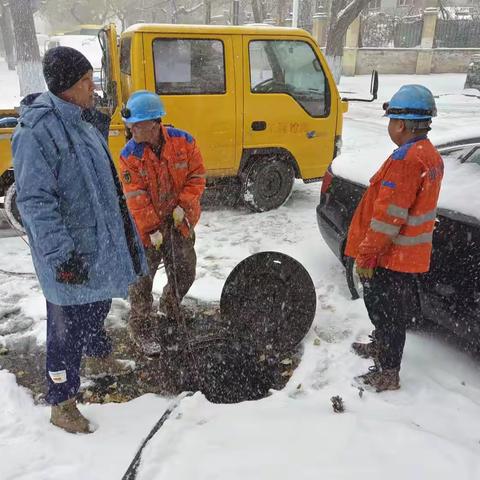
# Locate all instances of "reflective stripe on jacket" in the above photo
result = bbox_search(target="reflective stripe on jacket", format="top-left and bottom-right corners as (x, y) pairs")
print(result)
(119, 125), (206, 246)
(345, 136), (444, 273)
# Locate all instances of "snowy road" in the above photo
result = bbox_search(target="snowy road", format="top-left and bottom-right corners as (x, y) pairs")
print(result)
(1, 72), (480, 480)
(0, 209), (18, 237)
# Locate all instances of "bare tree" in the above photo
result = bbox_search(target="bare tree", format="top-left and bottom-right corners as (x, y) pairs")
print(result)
(9, 0), (45, 96)
(325, 0), (370, 83)
(251, 0), (263, 22)
(277, 0), (287, 26)
(0, 2), (15, 70)
(41, 0), (112, 31)
(70, 0), (110, 24)
(106, 0), (172, 29)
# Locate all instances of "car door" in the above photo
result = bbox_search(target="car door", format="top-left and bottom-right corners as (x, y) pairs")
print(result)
(419, 144), (480, 341)
(243, 36), (337, 180)
(142, 33), (237, 175)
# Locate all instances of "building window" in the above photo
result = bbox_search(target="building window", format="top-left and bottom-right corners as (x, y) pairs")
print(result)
(368, 0), (381, 10)
(397, 0), (413, 6)
(153, 39), (225, 95)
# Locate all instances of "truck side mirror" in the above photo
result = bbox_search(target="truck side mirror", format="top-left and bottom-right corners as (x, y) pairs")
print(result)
(341, 70), (379, 103)
(370, 70), (378, 100)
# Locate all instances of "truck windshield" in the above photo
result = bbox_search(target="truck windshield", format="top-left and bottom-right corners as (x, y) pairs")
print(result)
(249, 40), (330, 118)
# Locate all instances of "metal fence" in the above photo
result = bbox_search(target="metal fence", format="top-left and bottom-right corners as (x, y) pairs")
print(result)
(360, 14), (395, 47)
(435, 19), (480, 48)
(360, 14), (423, 48)
(394, 17), (423, 48)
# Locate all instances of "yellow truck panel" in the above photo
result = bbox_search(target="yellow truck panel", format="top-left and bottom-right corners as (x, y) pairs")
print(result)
(1, 23), (353, 216)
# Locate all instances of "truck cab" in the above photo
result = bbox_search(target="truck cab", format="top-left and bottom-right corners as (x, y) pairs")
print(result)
(101, 23), (347, 211)
(1, 23), (348, 228)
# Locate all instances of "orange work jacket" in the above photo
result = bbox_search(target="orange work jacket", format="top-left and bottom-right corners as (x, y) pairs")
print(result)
(345, 136), (444, 273)
(119, 125), (206, 247)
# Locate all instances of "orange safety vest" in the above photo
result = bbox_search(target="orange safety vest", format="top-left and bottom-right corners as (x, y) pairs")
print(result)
(119, 125), (206, 247)
(345, 136), (444, 273)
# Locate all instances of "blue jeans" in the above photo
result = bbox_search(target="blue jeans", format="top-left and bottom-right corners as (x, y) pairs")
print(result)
(45, 299), (112, 405)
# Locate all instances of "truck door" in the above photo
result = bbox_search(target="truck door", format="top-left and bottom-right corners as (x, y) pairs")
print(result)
(142, 34), (236, 175)
(243, 36), (337, 180)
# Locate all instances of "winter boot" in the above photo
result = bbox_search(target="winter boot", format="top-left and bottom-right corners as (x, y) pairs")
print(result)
(129, 312), (180, 357)
(351, 331), (377, 359)
(129, 313), (164, 357)
(351, 341), (377, 359)
(356, 366), (400, 392)
(152, 312), (182, 352)
(158, 293), (181, 320)
(129, 324), (163, 357)
(50, 398), (92, 434)
(83, 354), (134, 377)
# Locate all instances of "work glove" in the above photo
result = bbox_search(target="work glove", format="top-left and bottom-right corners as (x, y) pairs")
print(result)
(355, 256), (377, 280)
(172, 205), (185, 228)
(150, 230), (163, 250)
(55, 252), (89, 285)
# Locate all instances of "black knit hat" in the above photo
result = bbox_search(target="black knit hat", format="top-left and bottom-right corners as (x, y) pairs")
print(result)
(42, 46), (93, 95)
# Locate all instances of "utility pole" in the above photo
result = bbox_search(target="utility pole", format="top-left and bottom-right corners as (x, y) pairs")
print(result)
(292, 0), (299, 27)
(9, 0), (45, 96)
(205, 0), (211, 24)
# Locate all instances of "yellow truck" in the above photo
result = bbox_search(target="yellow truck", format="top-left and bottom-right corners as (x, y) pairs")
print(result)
(0, 23), (376, 227)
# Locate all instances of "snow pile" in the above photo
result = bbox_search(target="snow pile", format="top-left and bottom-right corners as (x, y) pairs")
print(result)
(136, 333), (480, 480)
(0, 368), (171, 480)
(2, 177), (480, 480)
(1, 73), (480, 479)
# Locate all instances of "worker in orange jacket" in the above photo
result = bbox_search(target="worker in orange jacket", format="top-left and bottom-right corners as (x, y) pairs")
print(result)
(345, 85), (443, 392)
(119, 90), (206, 356)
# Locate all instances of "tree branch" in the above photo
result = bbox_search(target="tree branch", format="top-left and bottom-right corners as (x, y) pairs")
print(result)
(326, 0), (370, 57)
(331, 0), (371, 35)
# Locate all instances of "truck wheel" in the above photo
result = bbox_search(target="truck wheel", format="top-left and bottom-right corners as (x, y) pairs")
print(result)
(242, 158), (294, 212)
(345, 256), (362, 300)
(4, 182), (25, 233)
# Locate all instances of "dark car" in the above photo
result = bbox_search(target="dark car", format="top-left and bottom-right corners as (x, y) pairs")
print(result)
(317, 130), (480, 346)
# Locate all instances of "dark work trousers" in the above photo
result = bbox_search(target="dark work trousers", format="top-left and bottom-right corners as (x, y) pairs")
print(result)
(129, 228), (196, 338)
(46, 299), (112, 405)
(362, 267), (419, 370)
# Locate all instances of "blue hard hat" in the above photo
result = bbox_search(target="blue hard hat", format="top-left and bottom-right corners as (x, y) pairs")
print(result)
(122, 90), (166, 124)
(383, 84), (437, 120)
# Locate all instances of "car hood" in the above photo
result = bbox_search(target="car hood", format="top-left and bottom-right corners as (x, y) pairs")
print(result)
(331, 126), (480, 221)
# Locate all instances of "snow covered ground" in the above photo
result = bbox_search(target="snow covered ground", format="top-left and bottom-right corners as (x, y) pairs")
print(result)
(2, 68), (480, 480)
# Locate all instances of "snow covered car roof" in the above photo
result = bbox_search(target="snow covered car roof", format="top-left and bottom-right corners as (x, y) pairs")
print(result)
(331, 126), (480, 220)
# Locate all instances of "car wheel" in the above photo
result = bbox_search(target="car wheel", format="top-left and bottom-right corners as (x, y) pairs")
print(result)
(345, 256), (363, 300)
(4, 182), (25, 233)
(242, 158), (295, 212)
